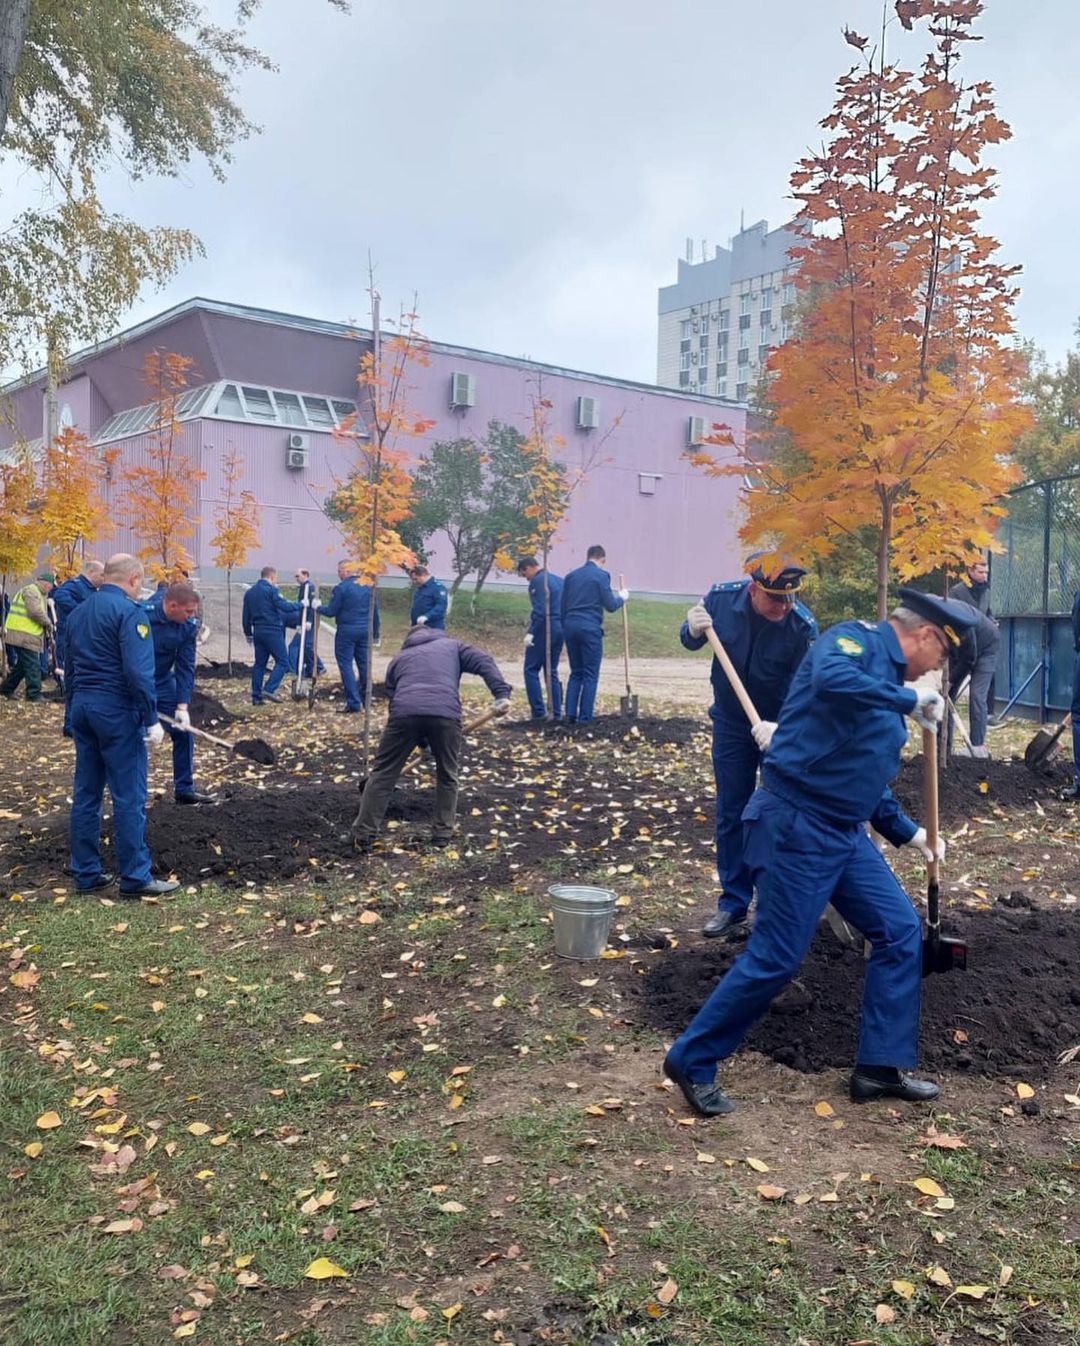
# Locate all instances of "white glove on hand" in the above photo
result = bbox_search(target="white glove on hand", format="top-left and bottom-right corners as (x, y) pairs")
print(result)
(524, 633), (534, 648)
(751, 720), (778, 752)
(145, 722), (165, 748)
(910, 827), (946, 863)
(196, 623), (211, 645)
(173, 707), (192, 731)
(311, 598), (321, 610)
(686, 603), (713, 637)
(375, 638), (382, 649)
(618, 588), (630, 602)
(493, 698), (511, 715)
(910, 688), (945, 732)
(416, 615), (428, 626)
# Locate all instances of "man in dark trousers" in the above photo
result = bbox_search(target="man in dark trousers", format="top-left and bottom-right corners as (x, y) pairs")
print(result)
(1067, 588), (1080, 801)
(242, 565), (300, 704)
(288, 568), (326, 680)
(1, 571), (56, 703)
(148, 583), (214, 804)
(947, 609), (1000, 759)
(53, 559), (105, 734)
(681, 558), (817, 938)
(352, 626), (511, 851)
(321, 559), (380, 714)
(517, 555), (564, 720)
(663, 589), (978, 1118)
(64, 553), (179, 898)
(560, 545), (627, 724)
(949, 557), (996, 722)
(409, 565), (448, 630)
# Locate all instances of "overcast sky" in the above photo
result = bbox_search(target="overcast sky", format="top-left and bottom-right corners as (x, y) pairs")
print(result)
(23, 1), (1080, 381)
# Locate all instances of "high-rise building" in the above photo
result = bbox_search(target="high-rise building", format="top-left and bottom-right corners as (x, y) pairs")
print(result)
(656, 218), (800, 403)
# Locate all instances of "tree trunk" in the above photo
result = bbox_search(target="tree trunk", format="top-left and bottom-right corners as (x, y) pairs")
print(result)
(470, 561), (493, 613)
(541, 543), (554, 720)
(0, 0), (29, 147)
(876, 497), (892, 621)
(363, 578), (377, 773)
(449, 571), (466, 596)
(226, 569), (233, 676)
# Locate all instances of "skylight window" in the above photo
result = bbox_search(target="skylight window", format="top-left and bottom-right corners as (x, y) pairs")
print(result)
(94, 381), (360, 442)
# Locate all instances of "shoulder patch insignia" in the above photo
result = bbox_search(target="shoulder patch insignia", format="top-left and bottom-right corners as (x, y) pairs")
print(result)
(836, 635), (864, 656)
(136, 623), (150, 639)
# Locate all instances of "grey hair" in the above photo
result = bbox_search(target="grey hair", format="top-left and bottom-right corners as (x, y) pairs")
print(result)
(890, 605), (932, 632)
(83, 558), (104, 576)
(103, 552), (143, 584)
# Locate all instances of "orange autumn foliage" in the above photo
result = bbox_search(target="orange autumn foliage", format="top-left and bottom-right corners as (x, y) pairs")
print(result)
(40, 426), (117, 579)
(210, 450), (261, 573)
(0, 448), (44, 583)
(690, 0), (1030, 617)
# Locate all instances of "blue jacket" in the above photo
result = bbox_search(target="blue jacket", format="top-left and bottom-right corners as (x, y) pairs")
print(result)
(527, 570), (563, 638)
(760, 618), (919, 845)
(323, 576), (380, 638)
(146, 602), (197, 705)
(386, 627), (511, 720)
(681, 579), (817, 722)
(560, 561), (623, 630)
(242, 578), (300, 636)
(64, 584), (159, 728)
(53, 574), (97, 656)
(410, 576), (448, 629)
(1073, 588), (1080, 652)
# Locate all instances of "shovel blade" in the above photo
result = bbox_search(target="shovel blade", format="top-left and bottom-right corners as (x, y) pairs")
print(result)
(1024, 730), (1058, 770)
(620, 694), (639, 719)
(922, 933), (967, 977)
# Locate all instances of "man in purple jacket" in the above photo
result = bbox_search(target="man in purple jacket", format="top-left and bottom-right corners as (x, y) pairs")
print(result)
(351, 626), (512, 850)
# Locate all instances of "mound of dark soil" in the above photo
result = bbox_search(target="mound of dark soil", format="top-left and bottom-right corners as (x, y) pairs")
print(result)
(198, 661), (252, 681)
(626, 905), (1080, 1078)
(893, 753), (1068, 825)
(503, 714), (705, 748)
(189, 689), (236, 729)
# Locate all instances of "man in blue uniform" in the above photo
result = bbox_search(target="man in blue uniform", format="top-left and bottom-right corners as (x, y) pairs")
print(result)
(148, 583), (214, 805)
(663, 589), (979, 1117)
(288, 568), (326, 680)
(409, 565), (449, 630)
(1067, 588), (1080, 801)
(517, 555), (564, 719)
(681, 558), (817, 938)
(242, 565), (300, 704)
(560, 545), (627, 724)
(64, 553), (180, 898)
(320, 559), (380, 714)
(53, 560), (105, 734)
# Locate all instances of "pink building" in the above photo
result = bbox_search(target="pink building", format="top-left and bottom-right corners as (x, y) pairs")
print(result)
(0, 298), (748, 595)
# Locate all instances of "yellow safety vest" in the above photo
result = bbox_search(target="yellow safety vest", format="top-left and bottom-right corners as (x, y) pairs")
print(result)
(4, 585), (45, 639)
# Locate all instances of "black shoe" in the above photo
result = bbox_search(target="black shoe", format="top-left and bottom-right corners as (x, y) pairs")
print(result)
(118, 878), (181, 898)
(77, 872), (115, 893)
(850, 1068), (940, 1103)
(703, 908), (749, 940)
(1062, 785), (1080, 801)
(263, 692), (282, 703)
(338, 706), (361, 715)
(429, 836), (452, 849)
(662, 1055), (736, 1117)
(175, 790), (215, 805)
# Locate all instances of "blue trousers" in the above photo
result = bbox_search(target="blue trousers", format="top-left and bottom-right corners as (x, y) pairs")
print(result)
(251, 627), (289, 702)
(524, 629), (563, 718)
(69, 700), (152, 891)
(334, 627), (370, 710)
(710, 710), (761, 918)
(1072, 651), (1080, 787)
(288, 631), (325, 678)
(564, 622), (603, 722)
(159, 699), (195, 796)
(667, 788), (923, 1081)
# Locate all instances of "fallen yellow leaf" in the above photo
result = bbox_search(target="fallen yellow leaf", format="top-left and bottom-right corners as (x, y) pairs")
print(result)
(814, 1101), (835, 1118)
(927, 1265), (952, 1288)
(912, 1177), (946, 1198)
(386, 1070), (406, 1084)
(24, 1141), (43, 1159)
(745, 1157), (769, 1173)
(442, 1303), (462, 1321)
(656, 1276), (678, 1305)
(304, 1257), (348, 1280)
(10, 967), (39, 989)
(301, 1012), (324, 1024)
(1015, 1082), (1035, 1100)
(999, 1264), (1014, 1288)
(358, 909), (381, 924)
(696, 1151), (716, 1164)
(756, 1184), (787, 1201)
(892, 1279), (916, 1300)
(955, 1284), (990, 1300)
(875, 1303), (896, 1324)
(174, 1325), (197, 1340)
(187, 1122), (211, 1136)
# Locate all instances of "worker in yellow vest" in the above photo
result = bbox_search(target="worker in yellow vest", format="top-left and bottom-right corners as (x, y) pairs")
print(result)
(1, 572), (56, 703)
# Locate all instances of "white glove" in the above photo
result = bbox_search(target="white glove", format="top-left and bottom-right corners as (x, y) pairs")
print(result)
(910, 827), (946, 863)
(416, 615), (428, 626)
(173, 707), (192, 731)
(686, 603), (713, 637)
(145, 722), (165, 748)
(375, 639), (382, 650)
(524, 633), (534, 648)
(751, 720), (777, 752)
(196, 623), (211, 645)
(618, 588), (630, 602)
(493, 698), (511, 715)
(311, 598), (321, 610)
(911, 688), (945, 732)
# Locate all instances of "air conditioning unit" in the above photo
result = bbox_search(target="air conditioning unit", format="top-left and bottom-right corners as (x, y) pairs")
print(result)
(449, 371), (475, 409)
(690, 352), (698, 364)
(576, 395), (600, 430)
(287, 432), (309, 452)
(687, 416), (706, 446)
(286, 445), (309, 470)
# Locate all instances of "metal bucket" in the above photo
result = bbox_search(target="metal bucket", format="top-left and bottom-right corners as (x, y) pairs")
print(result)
(548, 884), (617, 960)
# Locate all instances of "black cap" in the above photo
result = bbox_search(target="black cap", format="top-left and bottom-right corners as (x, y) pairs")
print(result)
(897, 587), (980, 648)
(746, 552), (807, 595)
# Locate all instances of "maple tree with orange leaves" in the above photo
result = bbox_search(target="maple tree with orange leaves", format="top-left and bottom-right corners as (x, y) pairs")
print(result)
(39, 427), (117, 579)
(211, 448), (262, 672)
(689, 0), (1030, 617)
(0, 449), (44, 597)
(121, 349), (206, 585)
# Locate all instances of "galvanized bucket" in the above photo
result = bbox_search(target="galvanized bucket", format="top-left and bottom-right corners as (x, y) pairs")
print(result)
(548, 884), (617, 960)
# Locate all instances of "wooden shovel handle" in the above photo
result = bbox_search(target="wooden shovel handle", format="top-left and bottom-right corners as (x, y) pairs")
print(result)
(704, 627), (761, 727)
(922, 726), (940, 886)
(159, 711), (235, 752)
(618, 573), (632, 689)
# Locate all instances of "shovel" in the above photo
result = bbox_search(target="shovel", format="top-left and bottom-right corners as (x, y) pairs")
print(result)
(921, 726), (967, 977)
(159, 712), (277, 766)
(618, 573), (638, 718)
(1024, 711), (1071, 773)
(307, 609), (322, 710)
(702, 626), (860, 950)
(356, 703), (509, 795)
(293, 597), (311, 701)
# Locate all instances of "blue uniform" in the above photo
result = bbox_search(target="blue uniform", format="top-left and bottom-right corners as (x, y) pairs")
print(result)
(147, 603), (198, 797)
(288, 579), (326, 679)
(1071, 589), (1080, 790)
(560, 561), (624, 722)
(681, 579), (816, 918)
(667, 618), (925, 1083)
(322, 576), (380, 711)
(64, 584), (159, 892)
(524, 570), (564, 719)
(53, 574), (98, 733)
(242, 578), (300, 703)
(410, 576), (448, 630)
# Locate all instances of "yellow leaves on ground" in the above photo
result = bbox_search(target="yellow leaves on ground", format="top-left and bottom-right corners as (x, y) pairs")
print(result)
(656, 1276), (679, 1305)
(953, 1284), (991, 1300)
(1015, 1082), (1035, 1099)
(892, 1279), (916, 1300)
(358, 909), (381, 924)
(301, 1012), (324, 1024)
(813, 1100), (835, 1117)
(442, 1303), (462, 1321)
(438, 1200), (466, 1214)
(24, 1141), (43, 1159)
(875, 1303), (896, 1324)
(912, 1177), (946, 1198)
(695, 1152), (716, 1165)
(386, 1070), (406, 1084)
(756, 1184), (787, 1201)
(999, 1265), (1014, 1287)
(299, 1190), (335, 1215)
(187, 1122), (211, 1136)
(174, 1324), (197, 1339)
(745, 1157), (769, 1173)
(927, 1265), (952, 1288)
(10, 965), (39, 989)
(304, 1257), (348, 1280)
(35, 1111), (61, 1129)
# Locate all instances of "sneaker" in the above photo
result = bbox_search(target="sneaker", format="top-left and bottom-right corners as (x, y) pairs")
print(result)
(119, 878), (181, 898)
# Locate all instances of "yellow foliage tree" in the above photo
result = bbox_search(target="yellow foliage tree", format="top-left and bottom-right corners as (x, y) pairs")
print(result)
(0, 448), (44, 594)
(210, 449), (262, 672)
(39, 426), (116, 579)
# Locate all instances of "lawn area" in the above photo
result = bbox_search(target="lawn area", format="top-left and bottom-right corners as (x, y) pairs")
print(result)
(2, 686), (1079, 1346)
